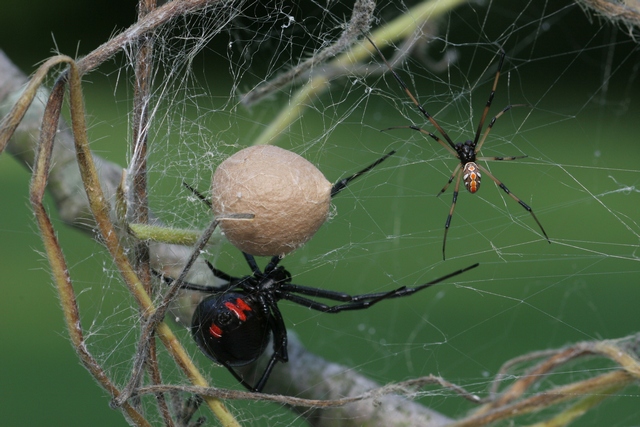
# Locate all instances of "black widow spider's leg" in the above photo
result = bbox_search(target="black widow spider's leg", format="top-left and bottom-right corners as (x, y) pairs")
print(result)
(280, 288), (398, 312)
(242, 251), (282, 276)
(278, 263), (479, 313)
(263, 255), (283, 275)
(330, 150), (396, 197)
(218, 358), (262, 392)
(278, 282), (356, 301)
(249, 346), (281, 393)
(202, 259), (236, 282)
(182, 182), (212, 208)
(247, 296), (290, 392)
(475, 164), (550, 242)
(152, 268), (239, 293)
(242, 251), (263, 275)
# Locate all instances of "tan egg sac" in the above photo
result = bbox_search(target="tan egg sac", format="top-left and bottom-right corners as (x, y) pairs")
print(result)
(211, 145), (332, 256)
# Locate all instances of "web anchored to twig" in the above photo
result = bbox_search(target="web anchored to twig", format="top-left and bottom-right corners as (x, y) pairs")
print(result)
(2, 0), (640, 426)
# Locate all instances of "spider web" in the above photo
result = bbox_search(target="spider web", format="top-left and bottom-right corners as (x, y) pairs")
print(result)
(1, 0), (640, 426)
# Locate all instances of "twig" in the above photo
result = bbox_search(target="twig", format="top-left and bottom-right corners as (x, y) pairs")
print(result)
(251, 0), (467, 145)
(240, 0), (375, 106)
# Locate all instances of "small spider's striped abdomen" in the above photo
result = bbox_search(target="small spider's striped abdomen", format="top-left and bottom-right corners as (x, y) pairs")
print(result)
(463, 162), (481, 193)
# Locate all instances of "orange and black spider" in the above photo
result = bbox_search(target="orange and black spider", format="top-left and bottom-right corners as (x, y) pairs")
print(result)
(366, 35), (550, 259)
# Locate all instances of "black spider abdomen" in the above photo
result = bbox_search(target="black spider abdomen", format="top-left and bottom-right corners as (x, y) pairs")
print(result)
(191, 292), (270, 367)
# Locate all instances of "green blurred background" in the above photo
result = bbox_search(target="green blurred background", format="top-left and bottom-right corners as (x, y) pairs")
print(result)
(1, 0), (640, 426)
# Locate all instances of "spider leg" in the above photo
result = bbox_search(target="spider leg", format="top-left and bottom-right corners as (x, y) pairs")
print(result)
(437, 163), (462, 197)
(442, 168), (463, 260)
(347, 262), (479, 303)
(203, 259), (237, 282)
(280, 283), (354, 301)
(280, 292), (348, 311)
(382, 125), (459, 158)
(151, 268), (238, 293)
(330, 150), (396, 197)
(151, 252), (249, 293)
(364, 34), (457, 150)
(219, 359), (264, 392)
(250, 352), (281, 393)
(474, 104), (527, 153)
(280, 287), (399, 312)
(472, 49), (505, 148)
(243, 252), (269, 275)
(476, 155), (527, 162)
(281, 263), (479, 313)
(262, 254), (283, 275)
(475, 163), (550, 242)
(278, 282), (369, 312)
(279, 281), (412, 312)
(250, 296), (289, 392)
(182, 181), (212, 208)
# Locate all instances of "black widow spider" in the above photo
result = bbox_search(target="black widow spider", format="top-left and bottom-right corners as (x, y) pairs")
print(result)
(159, 151), (479, 392)
(158, 251), (478, 392)
(365, 35), (550, 259)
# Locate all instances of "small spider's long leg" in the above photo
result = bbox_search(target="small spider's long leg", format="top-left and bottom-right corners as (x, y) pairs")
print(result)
(364, 34), (457, 150)
(437, 163), (462, 197)
(330, 150), (396, 197)
(281, 263), (479, 313)
(476, 155), (527, 162)
(382, 125), (459, 158)
(474, 104), (527, 154)
(443, 169), (463, 260)
(183, 181), (212, 208)
(475, 163), (550, 242)
(472, 49), (505, 147)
